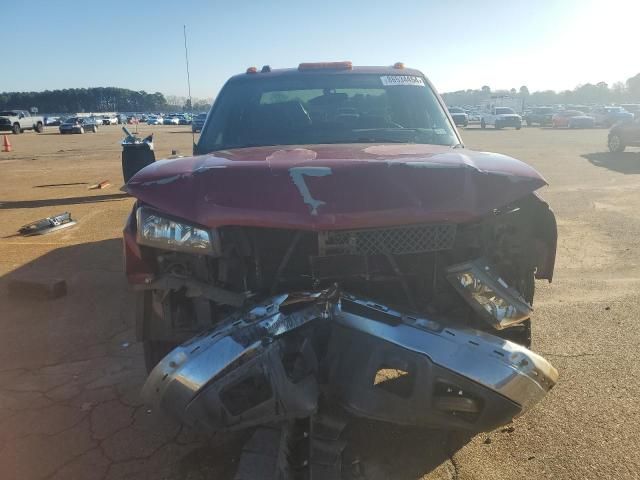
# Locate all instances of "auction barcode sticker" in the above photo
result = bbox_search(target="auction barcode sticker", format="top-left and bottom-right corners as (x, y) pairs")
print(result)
(380, 75), (425, 87)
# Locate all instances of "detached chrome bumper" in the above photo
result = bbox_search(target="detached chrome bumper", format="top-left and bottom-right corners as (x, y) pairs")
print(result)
(142, 291), (557, 433)
(334, 295), (557, 412)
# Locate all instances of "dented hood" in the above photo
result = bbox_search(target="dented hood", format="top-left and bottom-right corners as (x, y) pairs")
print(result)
(125, 143), (547, 230)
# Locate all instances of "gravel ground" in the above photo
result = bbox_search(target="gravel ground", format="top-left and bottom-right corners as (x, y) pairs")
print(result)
(0, 124), (638, 479)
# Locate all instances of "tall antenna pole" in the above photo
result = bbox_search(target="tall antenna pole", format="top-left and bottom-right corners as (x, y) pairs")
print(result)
(183, 25), (195, 146)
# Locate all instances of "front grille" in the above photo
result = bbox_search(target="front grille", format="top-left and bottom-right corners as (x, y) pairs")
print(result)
(318, 224), (456, 256)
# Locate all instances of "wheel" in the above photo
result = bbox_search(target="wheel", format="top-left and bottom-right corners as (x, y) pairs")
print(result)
(480, 119), (486, 129)
(91, 125), (97, 133)
(79, 127), (85, 134)
(495, 124), (502, 130)
(608, 134), (626, 153)
(35, 122), (44, 133)
(136, 291), (180, 373)
(144, 340), (177, 373)
(526, 120), (532, 127)
(516, 126), (521, 130)
(12, 123), (20, 134)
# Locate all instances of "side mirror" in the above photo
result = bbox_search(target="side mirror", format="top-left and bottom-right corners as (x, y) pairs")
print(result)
(18, 114), (24, 119)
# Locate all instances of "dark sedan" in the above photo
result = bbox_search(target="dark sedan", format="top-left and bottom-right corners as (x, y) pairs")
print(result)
(59, 117), (99, 134)
(447, 107), (468, 127)
(608, 118), (640, 152)
(192, 113), (207, 132)
(525, 107), (554, 127)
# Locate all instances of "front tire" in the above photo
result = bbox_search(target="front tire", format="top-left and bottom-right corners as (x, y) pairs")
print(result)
(144, 340), (177, 373)
(91, 125), (97, 133)
(137, 291), (180, 373)
(35, 122), (44, 133)
(12, 123), (20, 134)
(79, 127), (85, 134)
(608, 134), (626, 153)
(480, 119), (486, 129)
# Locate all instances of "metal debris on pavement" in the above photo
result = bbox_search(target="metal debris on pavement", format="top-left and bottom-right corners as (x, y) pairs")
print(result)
(18, 212), (76, 236)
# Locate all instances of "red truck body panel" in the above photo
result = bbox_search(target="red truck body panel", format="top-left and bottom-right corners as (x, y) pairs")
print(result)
(125, 143), (547, 231)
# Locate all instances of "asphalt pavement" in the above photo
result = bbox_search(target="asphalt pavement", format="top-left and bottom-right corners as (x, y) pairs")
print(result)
(0, 125), (638, 479)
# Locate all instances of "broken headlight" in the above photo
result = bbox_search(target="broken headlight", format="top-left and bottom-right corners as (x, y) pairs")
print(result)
(136, 207), (220, 255)
(446, 258), (532, 330)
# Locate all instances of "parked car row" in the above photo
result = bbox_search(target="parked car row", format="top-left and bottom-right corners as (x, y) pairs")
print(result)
(43, 112), (203, 134)
(446, 103), (639, 131)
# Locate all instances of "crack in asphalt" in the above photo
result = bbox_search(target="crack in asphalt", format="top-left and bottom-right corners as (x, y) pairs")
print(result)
(41, 446), (103, 480)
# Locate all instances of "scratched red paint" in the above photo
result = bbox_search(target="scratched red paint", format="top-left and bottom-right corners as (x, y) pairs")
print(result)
(125, 143), (547, 231)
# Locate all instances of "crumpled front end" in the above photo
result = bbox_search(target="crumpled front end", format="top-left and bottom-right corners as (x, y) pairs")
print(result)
(142, 289), (557, 434)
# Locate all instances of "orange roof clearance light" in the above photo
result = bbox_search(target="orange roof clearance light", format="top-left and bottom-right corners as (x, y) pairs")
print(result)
(246, 66), (258, 74)
(393, 62), (405, 69)
(298, 61), (353, 71)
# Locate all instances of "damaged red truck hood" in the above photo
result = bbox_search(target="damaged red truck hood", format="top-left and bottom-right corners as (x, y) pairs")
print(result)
(125, 143), (547, 230)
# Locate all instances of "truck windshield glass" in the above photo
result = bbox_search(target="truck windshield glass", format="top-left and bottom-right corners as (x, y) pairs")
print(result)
(197, 73), (457, 153)
(0, 112), (18, 116)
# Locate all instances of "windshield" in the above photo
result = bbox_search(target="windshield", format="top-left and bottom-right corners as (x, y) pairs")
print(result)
(0, 111), (18, 116)
(197, 73), (457, 153)
(495, 107), (515, 115)
(448, 107), (464, 113)
(64, 117), (79, 124)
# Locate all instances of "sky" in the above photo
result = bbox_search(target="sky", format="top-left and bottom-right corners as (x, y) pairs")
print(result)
(4, 0), (639, 99)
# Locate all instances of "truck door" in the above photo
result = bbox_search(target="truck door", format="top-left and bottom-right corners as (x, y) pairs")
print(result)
(19, 111), (30, 129)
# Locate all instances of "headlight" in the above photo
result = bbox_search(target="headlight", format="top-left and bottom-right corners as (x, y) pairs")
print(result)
(136, 207), (220, 255)
(446, 258), (532, 330)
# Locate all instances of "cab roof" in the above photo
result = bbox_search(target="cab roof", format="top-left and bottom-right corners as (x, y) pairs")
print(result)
(228, 64), (425, 82)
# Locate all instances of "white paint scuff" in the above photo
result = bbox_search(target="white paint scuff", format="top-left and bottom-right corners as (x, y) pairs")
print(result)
(288, 167), (332, 216)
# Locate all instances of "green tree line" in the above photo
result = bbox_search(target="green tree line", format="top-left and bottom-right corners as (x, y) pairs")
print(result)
(443, 73), (640, 107)
(0, 87), (169, 113)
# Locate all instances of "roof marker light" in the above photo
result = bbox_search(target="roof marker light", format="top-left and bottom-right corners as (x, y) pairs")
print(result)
(298, 61), (353, 71)
(246, 66), (258, 74)
(393, 62), (405, 69)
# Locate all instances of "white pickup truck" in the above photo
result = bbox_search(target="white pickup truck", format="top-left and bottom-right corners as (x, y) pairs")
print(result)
(100, 115), (119, 125)
(0, 110), (45, 134)
(480, 107), (522, 130)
